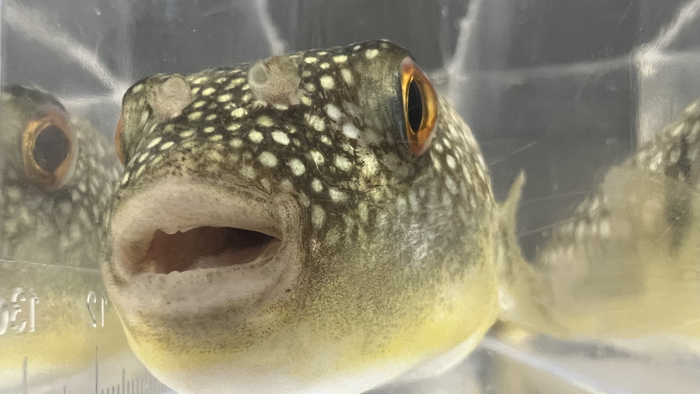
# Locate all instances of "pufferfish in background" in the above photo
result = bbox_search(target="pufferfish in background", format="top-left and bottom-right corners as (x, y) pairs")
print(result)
(0, 85), (121, 266)
(0, 86), (127, 389)
(500, 99), (700, 340)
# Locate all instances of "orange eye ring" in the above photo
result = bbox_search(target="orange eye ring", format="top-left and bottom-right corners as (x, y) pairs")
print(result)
(22, 110), (75, 191)
(400, 57), (438, 155)
(115, 114), (126, 165)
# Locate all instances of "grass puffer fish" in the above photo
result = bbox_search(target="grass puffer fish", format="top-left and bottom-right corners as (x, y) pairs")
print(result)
(0, 86), (127, 389)
(103, 40), (503, 393)
(1, 85), (121, 267)
(501, 98), (700, 340)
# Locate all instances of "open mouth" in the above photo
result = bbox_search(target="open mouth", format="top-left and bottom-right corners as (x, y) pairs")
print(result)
(108, 178), (289, 278)
(105, 177), (301, 317)
(144, 227), (281, 274)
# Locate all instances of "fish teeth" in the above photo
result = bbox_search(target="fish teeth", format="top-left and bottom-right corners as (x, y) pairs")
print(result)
(161, 226), (179, 235)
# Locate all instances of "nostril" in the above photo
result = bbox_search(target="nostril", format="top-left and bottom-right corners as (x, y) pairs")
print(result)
(143, 227), (281, 274)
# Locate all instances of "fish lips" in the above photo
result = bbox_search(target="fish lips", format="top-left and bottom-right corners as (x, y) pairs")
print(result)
(104, 177), (301, 317)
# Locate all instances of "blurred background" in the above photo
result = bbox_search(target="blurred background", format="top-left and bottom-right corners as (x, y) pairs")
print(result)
(2, 0), (700, 393)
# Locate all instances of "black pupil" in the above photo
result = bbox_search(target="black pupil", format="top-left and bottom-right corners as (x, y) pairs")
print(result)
(407, 79), (423, 133)
(33, 125), (69, 173)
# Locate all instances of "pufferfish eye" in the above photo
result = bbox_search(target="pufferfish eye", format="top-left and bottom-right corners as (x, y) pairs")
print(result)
(22, 110), (76, 191)
(400, 56), (438, 156)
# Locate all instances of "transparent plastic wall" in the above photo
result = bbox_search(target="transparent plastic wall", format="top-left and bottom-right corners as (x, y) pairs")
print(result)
(1, 1), (699, 393)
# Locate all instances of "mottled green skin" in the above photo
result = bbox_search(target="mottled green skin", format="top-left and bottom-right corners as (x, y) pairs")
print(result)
(103, 41), (500, 393)
(0, 86), (121, 268)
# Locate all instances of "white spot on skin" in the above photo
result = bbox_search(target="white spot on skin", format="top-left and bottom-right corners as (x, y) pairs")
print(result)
(333, 55), (348, 63)
(335, 155), (352, 171)
(135, 165), (147, 178)
(160, 141), (175, 151)
(227, 78), (245, 89)
(308, 115), (326, 131)
(446, 155), (457, 169)
(217, 94), (232, 102)
(320, 75), (335, 90)
(240, 166), (256, 179)
(188, 112), (203, 121)
(202, 87), (216, 96)
(180, 130), (194, 138)
(320, 63), (330, 70)
(341, 69), (353, 85)
(304, 57), (318, 64)
(432, 156), (442, 172)
(231, 108), (247, 118)
(288, 158), (306, 176)
(192, 100), (206, 109)
(203, 126), (216, 133)
(326, 104), (342, 121)
(365, 49), (379, 59)
(272, 131), (290, 145)
(301, 96), (313, 106)
(206, 150), (224, 162)
(311, 178), (323, 192)
(329, 188), (348, 203)
(342, 123), (360, 139)
(320, 135), (332, 145)
(310, 151), (325, 166)
(146, 137), (162, 149)
(192, 76), (208, 84)
(227, 123), (241, 132)
(259, 152), (278, 167)
(230, 138), (243, 148)
(257, 116), (274, 127)
(249, 130), (264, 143)
(361, 155), (378, 178)
(312, 205), (325, 229)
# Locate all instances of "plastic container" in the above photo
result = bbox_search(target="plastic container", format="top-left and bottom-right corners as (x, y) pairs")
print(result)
(2, 1), (699, 393)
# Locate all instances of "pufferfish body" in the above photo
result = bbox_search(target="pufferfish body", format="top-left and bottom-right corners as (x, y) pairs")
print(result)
(500, 99), (700, 340)
(103, 41), (505, 393)
(0, 86), (125, 388)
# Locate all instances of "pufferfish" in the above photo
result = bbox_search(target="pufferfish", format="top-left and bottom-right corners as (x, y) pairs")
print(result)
(102, 40), (506, 393)
(1, 85), (121, 266)
(0, 86), (126, 388)
(499, 98), (700, 340)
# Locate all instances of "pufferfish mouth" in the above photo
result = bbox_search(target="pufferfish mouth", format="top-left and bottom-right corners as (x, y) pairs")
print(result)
(107, 177), (300, 310)
(146, 227), (279, 274)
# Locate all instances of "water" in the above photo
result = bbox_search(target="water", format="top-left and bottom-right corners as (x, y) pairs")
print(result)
(2, 0), (700, 393)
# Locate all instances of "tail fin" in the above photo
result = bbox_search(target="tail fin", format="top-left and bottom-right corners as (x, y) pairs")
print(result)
(495, 172), (567, 337)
